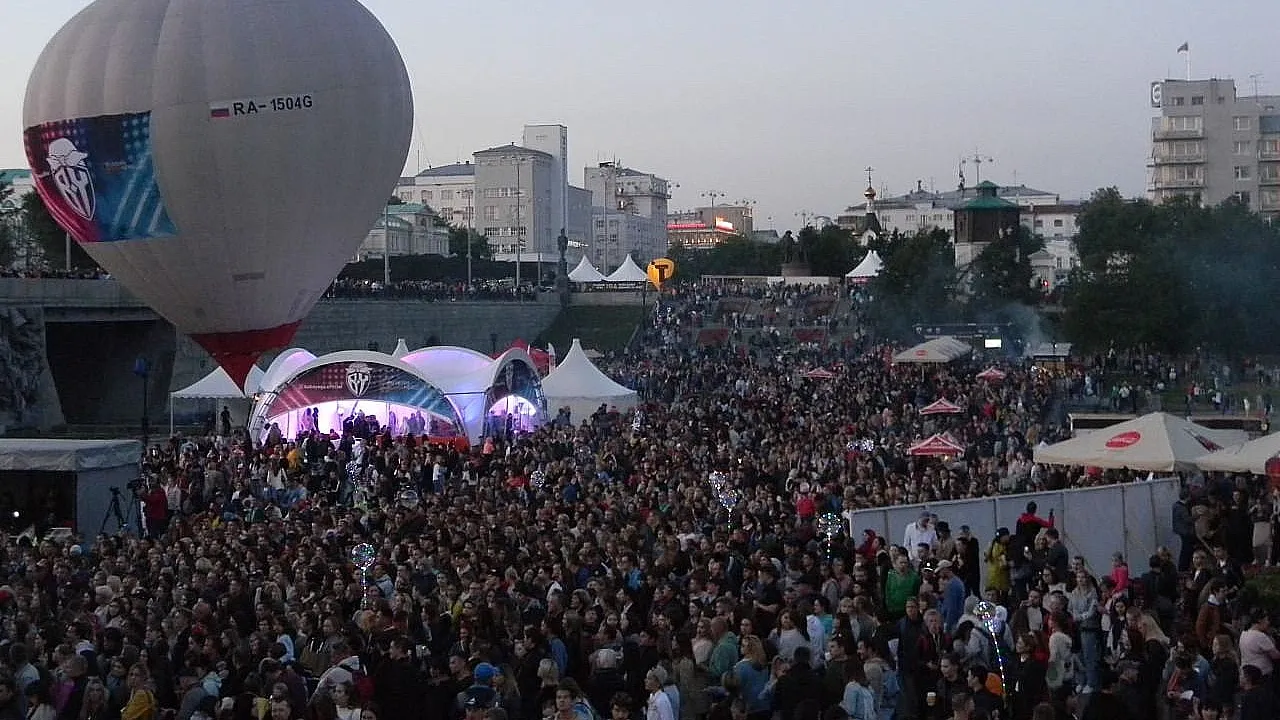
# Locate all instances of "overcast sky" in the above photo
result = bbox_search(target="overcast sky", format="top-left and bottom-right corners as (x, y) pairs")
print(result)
(3, 0), (1278, 229)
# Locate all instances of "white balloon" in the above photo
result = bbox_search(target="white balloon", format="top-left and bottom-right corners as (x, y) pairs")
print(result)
(23, 0), (413, 385)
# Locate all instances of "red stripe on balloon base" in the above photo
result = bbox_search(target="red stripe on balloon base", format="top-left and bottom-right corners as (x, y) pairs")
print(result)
(191, 321), (302, 390)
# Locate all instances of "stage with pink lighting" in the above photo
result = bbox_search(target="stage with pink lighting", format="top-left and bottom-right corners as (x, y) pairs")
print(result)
(248, 344), (546, 445)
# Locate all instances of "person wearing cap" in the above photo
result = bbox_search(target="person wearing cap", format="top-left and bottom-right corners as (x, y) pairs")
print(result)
(456, 663), (500, 715)
(936, 560), (966, 632)
(463, 687), (495, 720)
(903, 513), (937, 563)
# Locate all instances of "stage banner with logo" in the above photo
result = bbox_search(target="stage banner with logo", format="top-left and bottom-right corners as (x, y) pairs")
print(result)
(263, 361), (459, 422)
(23, 112), (177, 244)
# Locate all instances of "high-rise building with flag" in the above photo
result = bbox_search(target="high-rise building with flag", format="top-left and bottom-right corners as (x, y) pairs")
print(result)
(1148, 75), (1280, 222)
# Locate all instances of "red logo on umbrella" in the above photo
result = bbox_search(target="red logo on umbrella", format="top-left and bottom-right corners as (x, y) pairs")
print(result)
(1105, 431), (1142, 449)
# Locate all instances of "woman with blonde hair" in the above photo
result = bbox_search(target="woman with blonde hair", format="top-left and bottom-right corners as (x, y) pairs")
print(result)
(535, 658), (560, 716)
(78, 678), (111, 720)
(731, 636), (770, 720)
(120, 664), (157, 720)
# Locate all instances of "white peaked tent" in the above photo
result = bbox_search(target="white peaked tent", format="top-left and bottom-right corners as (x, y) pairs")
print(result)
(1034, 412), (1247, 472)
(605, 254), (649, 283)
(845, 250), (883, 282)
(893, 336), (972, 364)
(172, 365), (264, 399)
(1196, 431), (1280, 474)
(568, 256), (606, 283)
(169, 364), (265, 433)
(541, 338), (638, 420)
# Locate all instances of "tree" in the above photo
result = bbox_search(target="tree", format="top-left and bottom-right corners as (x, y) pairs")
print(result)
(968, 225), (1044, 310)
(796, 224), (857, 277)
(0, 185), (16, 268)
(21, 191), (95, 270)
(866, 228), (958, 338)
(1060, 187), (1280, 355)
(447, 227), (492, 261)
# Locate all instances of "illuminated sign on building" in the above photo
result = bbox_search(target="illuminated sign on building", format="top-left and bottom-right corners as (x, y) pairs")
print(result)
(714, 217), (735, 232)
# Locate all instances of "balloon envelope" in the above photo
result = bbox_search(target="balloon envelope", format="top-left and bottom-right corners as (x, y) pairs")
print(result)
(23, 0), (413, 386)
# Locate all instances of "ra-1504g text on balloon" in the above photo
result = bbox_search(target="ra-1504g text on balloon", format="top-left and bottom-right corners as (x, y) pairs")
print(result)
(207, 94), (314, 119)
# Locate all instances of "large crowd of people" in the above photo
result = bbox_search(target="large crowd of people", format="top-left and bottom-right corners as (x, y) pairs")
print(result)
(325, 279), (541, 303)
(0, 283), (1277, 720)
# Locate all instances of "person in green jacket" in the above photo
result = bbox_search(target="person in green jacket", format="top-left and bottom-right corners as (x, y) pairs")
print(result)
(707, 617), (741, 684)
(884, 553), (922, 620)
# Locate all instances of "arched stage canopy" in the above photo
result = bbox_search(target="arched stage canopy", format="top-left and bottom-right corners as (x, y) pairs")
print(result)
(248, 345), (546, 445)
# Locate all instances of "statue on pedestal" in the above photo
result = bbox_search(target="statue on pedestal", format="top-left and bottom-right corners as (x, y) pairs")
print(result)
(555, 228), (570, 306)
(779, 231), (797, 263)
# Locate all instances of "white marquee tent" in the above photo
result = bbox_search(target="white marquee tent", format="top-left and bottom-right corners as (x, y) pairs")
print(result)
(568, 256), (606, 283)
(0, 439), (142, 542)
(845, 250), (883, 282)
(604, 254), (649, 283)
(1034, 412), (1247, 472)
(169, 364), (265, 433)
(892, 336), (972, 364)
(172, 365), (264, 400)
(541, 338), (638, 420)
(1195, 431), (1280, 474)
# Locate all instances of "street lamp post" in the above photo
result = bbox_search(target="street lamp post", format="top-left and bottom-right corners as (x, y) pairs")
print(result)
(514, 156), (523, 303)
(465, 189), (474, 290)
(132, 357), (150, 447)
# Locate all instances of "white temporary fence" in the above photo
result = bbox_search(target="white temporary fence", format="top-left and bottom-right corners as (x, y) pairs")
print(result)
(843, 478), (1181, 584)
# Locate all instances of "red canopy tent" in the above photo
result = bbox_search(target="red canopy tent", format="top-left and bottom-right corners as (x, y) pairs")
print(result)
(804, 368), (837, 380)
(920, 398), (963, 415)
(494, 338), (552, 375)
(907, 433), (966, 457)
(976, 367), (1007, 382)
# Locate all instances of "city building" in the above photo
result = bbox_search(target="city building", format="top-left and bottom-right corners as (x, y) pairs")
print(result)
(953, 181), (1021, 268)
(836, 180), (1060, 236)
(522, 125), (568, 239)
(0, 169), (34, 210)
(584, 162), (671, 270)
(837, 177), (1081, 272)
(354, 203), (449, 260)
(665, 204), (754, 250)
(1147, 77), (1280, 219)
(394, 162), (476, 229)
(567, 186), (593, 258)
(474, 144), (556, 257)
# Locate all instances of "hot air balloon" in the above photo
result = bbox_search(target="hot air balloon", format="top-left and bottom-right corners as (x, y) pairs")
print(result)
(23, 0), (413, 387)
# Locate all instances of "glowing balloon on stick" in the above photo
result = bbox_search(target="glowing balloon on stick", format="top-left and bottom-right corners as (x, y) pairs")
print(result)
(817, 512), (842, 538)
(974, 600), (1009, 698)
(397, 488), (419, 509)
(717, 487), (741, 511)
(350, 543), (376, 570)
(817, 511), (843, 557)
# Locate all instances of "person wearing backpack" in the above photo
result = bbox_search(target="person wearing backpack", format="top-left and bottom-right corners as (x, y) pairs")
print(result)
(857, 640), (898, 720)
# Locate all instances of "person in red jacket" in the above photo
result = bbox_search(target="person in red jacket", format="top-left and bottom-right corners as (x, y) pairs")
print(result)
(142, 483), (168, 539)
